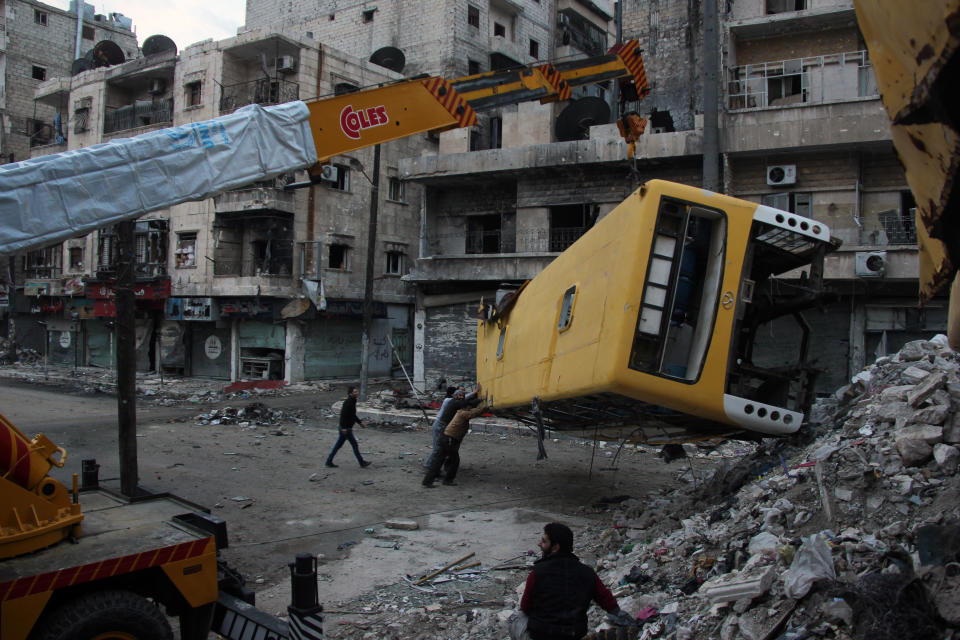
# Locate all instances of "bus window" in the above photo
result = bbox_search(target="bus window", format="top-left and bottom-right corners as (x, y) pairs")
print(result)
(629, 198), (727, 380)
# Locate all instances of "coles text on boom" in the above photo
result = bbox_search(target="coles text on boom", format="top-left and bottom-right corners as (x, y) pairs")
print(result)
(340, 104), (389, 140)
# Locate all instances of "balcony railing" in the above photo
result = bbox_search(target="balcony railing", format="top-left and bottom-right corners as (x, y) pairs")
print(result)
(104, 98), (173, 134)
(879, 209), (917, 245)
(441, 226), (590, 255)
(727, 50), (878, 111)
(213, 256), (294, 277)
(219, 79), (299, 113)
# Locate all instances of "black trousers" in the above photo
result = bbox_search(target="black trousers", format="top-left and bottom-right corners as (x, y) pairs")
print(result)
(423, 434), (461, 484)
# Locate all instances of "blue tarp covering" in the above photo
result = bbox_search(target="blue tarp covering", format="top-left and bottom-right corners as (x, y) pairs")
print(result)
(0, 101), (318, 254)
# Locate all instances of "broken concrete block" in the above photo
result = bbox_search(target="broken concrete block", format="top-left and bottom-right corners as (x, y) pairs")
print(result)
(700, 565), (776, 604)
(901, 366), (932, 384)
(933, 444), (959, 471)
(834, 487), (854, 502)
(898, 424), (944, 444)
(876, 401), (915, 422)
(896, 436), (933, 467)
(385, 518), (419, 530)
(913, 404), (951, 425)
(908, 371), (947, 407)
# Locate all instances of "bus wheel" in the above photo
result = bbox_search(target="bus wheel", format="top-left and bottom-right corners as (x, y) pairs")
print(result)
(33, 590), (173, 640)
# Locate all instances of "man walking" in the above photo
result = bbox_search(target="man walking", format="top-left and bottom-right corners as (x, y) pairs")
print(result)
(514, 522), (629, 639)
(422, 387), (485, 487)
(326, 386), (371, 468)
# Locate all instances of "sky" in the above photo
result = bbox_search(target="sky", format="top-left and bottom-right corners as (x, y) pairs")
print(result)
(47, 0), (246, 51)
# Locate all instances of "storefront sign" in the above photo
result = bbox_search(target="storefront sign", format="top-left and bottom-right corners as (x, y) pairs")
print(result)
(85, 279), (171, 300)
(204, 335), (223, 360)
(219, 299), (274, 318)
(24, 281), (50, 296)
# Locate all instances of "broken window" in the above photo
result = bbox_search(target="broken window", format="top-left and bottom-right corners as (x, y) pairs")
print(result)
(761, 192), (811, 217)
(497, 325), (507, 359)
(549, 205), (596, 252)
(82, 25), (95, 40)
(630, 198), (727, 381)
(185, 81), (202, 107)
(32, 66), (46, 81)
(494, 22), (506, 37)
(35, 10), (47, 25)
(134, 220), (168, 277)
(176, 232), (197, 268)
(468, 59), (481, 75)
(766, 0), (806, 13)
(328, 164), (350, 191)
(363, 8), (375, 22)
(388, 177), (405, 202)
(334, 82), (359, 95)
(490, 116), (502, 149)
(468, 5), (480, 28)
(329, 244), (349, 269)
(69, 247), (84, 271)
(466, 215), (502, 254)
(529, 39), (539, 58)
(385, 250), (403, 275)
(23, 245), (62, 279)
(767, 59), (806, 106)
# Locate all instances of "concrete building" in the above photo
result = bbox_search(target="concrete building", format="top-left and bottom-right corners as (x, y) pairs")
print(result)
(394, 0), (939, 395)
(12, 27), (428, 382)
(0, 0), (136, 322)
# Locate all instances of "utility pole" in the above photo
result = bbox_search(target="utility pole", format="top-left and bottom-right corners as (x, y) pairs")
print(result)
(115, 220), (138, 496)
(359, 144), (381, 401)
(702, 0), (721, 191)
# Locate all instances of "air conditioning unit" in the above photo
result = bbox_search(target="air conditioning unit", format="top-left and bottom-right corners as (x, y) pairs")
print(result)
(856, 251), (887, 277)
(148, 78), (166, 94)
(766, 164), (797, 186)
(276, 55), (297, 73)
(319, 164), (339, 182)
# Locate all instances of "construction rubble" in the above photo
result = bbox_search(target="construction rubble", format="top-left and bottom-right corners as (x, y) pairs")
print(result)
(324, 336), (960, 640)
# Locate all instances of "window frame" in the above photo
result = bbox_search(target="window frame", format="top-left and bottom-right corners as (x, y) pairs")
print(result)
(388, 177), (405, 202)
(34, 10), (47, 25)
(385, 250), (404, 276)
(468, 5), (480, 28)
(557, 285), (578, 332)
(529, 39), (539, 59)
(32, 66), (47, 81)
(175, 231), (198, 269)
(185, 81), (203, 108)
(328, 243), (350, 270)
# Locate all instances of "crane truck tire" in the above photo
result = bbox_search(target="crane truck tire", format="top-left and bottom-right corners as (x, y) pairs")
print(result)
(31, 589), (173, 640)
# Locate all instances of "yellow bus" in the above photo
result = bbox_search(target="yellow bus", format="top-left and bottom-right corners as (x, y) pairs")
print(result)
(476, 179), (837, 443)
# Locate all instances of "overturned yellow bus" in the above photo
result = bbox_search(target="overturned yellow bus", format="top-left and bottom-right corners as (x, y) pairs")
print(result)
(476, 180), (838, 443)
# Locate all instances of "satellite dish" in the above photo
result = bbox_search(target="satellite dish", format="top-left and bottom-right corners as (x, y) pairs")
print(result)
(369, 46), (405, 73)
(555, 97), (611, 142)
(281, 298), (312, 318)
(143, 34), (178, 57)
(92, 40), (125, 67)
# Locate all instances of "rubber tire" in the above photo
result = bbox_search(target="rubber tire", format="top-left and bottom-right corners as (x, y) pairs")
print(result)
(32, 589), (173, 640)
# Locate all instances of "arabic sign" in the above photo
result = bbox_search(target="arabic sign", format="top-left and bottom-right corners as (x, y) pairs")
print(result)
(85, 279), (171, 300)
(218, 298), (275, 318)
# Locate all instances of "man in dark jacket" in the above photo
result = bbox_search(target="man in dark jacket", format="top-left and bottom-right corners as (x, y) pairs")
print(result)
(325, 386), (371, 468)
(518, 523), (625, 639)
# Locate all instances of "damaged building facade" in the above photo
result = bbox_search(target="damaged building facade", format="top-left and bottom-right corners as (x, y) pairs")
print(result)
(284, 0), (940, 395)
(9, 24), (428, 381)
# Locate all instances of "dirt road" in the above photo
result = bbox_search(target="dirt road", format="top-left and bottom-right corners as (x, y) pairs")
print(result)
(0, 379), (695, 636)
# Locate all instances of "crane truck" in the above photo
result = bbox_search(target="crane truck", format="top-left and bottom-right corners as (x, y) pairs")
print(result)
(0, 43), (650, 640)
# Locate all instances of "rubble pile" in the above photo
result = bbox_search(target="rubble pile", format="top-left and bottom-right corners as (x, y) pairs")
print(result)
(194, 402), (307, 428)
(328, 337), (960, 640)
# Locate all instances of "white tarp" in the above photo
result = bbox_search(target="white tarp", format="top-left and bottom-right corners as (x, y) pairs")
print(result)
(0, 101), (318, 255)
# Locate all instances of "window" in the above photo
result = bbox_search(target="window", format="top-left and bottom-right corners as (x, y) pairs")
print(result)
(558, 285), (577, 331)
(32, 66), (47, 81)
(766, 0), (806, 13)
(328, 164), (350, 190)
(362, 8), (375, 22)
(74, 105), (90, 133)
(185, 81), (202, 107)
(329, 244), (349, 269)
(388, 177), (405, 202)
(468, 5), (480, 28)
(69, 247), (84, 271)
(468, 59), (481, 75)
(497, 326), (507, 359)
(761, 192), (811, 217)
(35, 10), (47, 25)
(23, 245), (62, 278)
(529, 39), (539, 58)
(385, 250), (403, 275)
(493, 22), (506, 37)
(176, 232), (197, 268)
(82, 25), (95, 40)
(335, 82), (359, 95)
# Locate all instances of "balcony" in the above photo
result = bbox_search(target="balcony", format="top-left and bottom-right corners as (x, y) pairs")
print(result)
(727, 50), (877, 111)
(28, 120), (66, 149)
(728, 3), (857, 37)
(212, 255), (293, 277)
(219, 78), (299, 113)
(214, 186), (297, 215)
(433, 226), (590, 256)
(104, 98), (173, 134)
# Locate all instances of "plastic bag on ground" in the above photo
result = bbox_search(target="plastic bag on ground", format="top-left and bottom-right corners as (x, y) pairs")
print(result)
(783, 533), (836, 599)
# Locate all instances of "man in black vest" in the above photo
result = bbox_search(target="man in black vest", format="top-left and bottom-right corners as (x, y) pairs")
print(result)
(518, 523), (628, 639)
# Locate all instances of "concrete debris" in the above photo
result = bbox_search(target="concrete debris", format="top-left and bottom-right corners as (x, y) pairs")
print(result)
(194, 403), (306, 427)
(324, 337), (960, 640)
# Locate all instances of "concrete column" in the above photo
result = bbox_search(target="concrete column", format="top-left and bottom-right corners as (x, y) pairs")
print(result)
(285, 319), (305, 383)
